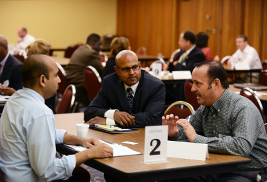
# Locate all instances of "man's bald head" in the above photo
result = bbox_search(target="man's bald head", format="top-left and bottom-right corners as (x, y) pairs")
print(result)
(115, 50), (138, 66)
(22, 54), (52, 88)
(0, 35), (8, 62)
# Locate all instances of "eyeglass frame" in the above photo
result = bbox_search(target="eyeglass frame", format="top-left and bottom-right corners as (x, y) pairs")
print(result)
(116, 62), (141, 73)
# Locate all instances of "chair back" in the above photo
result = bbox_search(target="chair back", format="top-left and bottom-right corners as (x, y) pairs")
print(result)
(15, 54), (25, 63)
(64, 44), (83, 58)
(56, 62), (68, 97)
(221, 55), (232, 65)
(99, 51), (108, 62)
(84, 66), (102, 101)
(264, 123), (267, 133)
(169, 49), (180, 62)
(184, 80), (200, 110)
(240, 87), (266, 123)
(0, 169), (4, 182)
(259, 71), (267, 86)
(136, 47), (146, 55)
(164, 101), (195, 119)
(56, 84), (77, 114)
(262, 60), (267, 70)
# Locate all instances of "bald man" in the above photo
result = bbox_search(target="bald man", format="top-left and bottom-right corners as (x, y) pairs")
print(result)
(0, 35), (22, 96)
(84, 50), (165, 128)
(0, 54), (113, 182)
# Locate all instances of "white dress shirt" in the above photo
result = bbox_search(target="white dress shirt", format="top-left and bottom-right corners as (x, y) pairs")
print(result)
(0, 88), (76, 182)
(16, 34), (35, 58)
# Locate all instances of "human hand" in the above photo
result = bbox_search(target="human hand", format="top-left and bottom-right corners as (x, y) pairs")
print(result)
(114, 111), (135, 127)
(177, 119), (196, 142)
(17, 38), (22, 43)
(172, 60), (178, 66)
(82, 138), (101, 149)
(162, 114), (179, 137)
(0, 84), (16, 96)
(163, 62), (169, 71)
(87, 143), (113, 158)
(85, 116), (106, 125)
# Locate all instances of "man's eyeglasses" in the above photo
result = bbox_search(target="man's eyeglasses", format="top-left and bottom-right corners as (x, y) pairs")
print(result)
(116, 64), (141, 73)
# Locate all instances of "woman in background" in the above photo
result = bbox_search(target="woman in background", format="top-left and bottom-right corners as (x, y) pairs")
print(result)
(102, 37), (130, 78)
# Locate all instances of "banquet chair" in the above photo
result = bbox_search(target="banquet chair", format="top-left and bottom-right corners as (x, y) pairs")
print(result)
(239, 87), (266, 123)
(221, 55), (236, 83)
(221, 55), (232, 65)
(184, 79), (200, 110)
(56, 84), (77, 114)
(84, 65), (102, 101)
(56, 62), (68, 97)
(64, 43), (83, 58)
(136, 47), (146, 55)
(15, 54), (25, 63)
(169, 49), (180, 62)
(164, 101), (195, 119)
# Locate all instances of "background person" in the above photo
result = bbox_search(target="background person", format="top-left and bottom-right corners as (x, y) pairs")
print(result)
(16, 27), (35, 57)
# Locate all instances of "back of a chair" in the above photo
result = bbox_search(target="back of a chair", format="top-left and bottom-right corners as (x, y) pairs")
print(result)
(259, 72), (267, 86)
(0, 169), (4, 182)
(15, 54), (25, 63)
(169, 49), (180, 62)
(264, 123), (267, 133)
(136, 47), (146, 55)
(84, 66), (102, 101)
(240, 87), (266, 123)
(56, 62), (68, 97)
(56, 84), (76, 114)
(184, 80), (200, 110)
(164, 101), (195, 119)
(221, 55), (232, 65)
(64, 44), (83, 58)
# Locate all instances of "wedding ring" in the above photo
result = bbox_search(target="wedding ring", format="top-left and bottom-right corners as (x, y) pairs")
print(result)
(185, 123), (188, 126)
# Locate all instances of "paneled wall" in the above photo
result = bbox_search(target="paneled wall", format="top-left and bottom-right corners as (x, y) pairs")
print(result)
(117, 0), (267, 61)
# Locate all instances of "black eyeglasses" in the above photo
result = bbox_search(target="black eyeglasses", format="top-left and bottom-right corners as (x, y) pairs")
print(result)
(116, 64), (141, 73)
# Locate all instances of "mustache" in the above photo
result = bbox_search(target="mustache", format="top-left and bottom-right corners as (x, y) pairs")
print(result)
(194, 91), (201, 97)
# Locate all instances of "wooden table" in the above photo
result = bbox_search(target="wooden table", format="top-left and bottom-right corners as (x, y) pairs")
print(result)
(50, 56), (70, 66)
(223, 64), (262, 83)
(229, 84), (267, 101)
(55, 113), (250, 182)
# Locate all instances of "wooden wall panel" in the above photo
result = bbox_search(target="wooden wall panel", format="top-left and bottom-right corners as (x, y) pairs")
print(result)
(262, 0), (267, 61)
(244, 0), (263, 58)
(220, 0), (244, 59)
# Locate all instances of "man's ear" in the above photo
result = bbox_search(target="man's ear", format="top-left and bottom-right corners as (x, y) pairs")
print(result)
(213, 78), (221, 89)
(114, 66), (119, 75)
(39, 75), (46, 88)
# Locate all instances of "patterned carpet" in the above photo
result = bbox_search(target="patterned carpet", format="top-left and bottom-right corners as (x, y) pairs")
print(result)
(81, 164), (106, 182)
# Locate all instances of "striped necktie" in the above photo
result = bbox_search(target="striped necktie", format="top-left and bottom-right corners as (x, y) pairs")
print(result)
(126, 88), (134, 114)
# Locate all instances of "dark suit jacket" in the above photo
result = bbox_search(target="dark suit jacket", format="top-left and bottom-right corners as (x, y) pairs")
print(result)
(84, 70), (165, 127)
(0, 55), (22, 90)
(169, 46), (205, 72)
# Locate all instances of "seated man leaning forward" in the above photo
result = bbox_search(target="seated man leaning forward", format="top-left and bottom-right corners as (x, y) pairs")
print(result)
(163, 60), (267, 182)
(84, 50), (165, 128)
(0, 54), (113, 182)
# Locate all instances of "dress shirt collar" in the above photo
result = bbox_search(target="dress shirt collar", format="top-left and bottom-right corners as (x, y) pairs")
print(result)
(211, 88), (231, 112)
(23, 87), (45, 103)
(0, 53), (9, 73)
(185, 45), (196, 55)
(85, 44), (92, 50)
(242, 44), (250, 53)
(124, 81), (139, 97)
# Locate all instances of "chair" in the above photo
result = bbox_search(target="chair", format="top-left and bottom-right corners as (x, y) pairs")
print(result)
(221, 55), (236, 83)
(184, 80), (200, 110)
(264, 123), (267, 133)
(136, 47), (146, 55)
(164, 101), (195, 119)
(221, 55), (232, 65)
(99, 51), (108, 62)
(0, 169), (4, 182)
(15, 54), (25, 63)
(259, 71), (267, 86)
(239, 87), (266, 123)
(56, 62), (68, 97)
(64, 43), (83, 58)
(56, 84), (77, 114)
(169, 49), (180, 62)
(84, 65), (102, 101)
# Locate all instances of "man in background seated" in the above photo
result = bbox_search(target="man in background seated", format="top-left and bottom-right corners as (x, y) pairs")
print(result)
(164, 30), (205, 73)
(0, 35), (22, 96)
(16, 27), (35, 57)
(163, 60), (267, 182)
(84, 50), (165, 128)
(228, 35), (262, 83)
(0, 54), (113, 182)
(65, 33), (104, 108)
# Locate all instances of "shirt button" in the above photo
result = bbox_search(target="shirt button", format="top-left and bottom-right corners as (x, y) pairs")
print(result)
(213, 115), (215, 117)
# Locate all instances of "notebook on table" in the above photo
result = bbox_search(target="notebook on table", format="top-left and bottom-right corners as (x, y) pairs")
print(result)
(89, 124), (140, 134)
(233, 83), (267, 91)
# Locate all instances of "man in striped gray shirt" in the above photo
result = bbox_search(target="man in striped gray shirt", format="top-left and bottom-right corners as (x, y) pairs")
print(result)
(163, 60), (267, 182)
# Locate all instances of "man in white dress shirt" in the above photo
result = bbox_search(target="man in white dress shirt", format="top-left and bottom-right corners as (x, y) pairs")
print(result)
(16, 27), (35, 57)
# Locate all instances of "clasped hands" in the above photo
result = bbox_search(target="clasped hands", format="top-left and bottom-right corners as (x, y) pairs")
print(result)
(85, 110), (135, 127)
(162, 114), (196, 142)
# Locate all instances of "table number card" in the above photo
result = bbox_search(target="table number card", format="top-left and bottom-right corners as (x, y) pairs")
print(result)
(151, 62), (162, 79)
(144, 125), (168, 163)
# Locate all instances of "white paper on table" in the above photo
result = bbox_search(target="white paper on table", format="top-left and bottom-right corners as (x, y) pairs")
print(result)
(167, 141), (209, 161)
(0, 95), (10, 103)
(66, 140), (141, 157)
(254, 91), (267, 97)
(172, 71), (192, 80)
(121, 141), (138, 145)
(234, 63), (250, 70)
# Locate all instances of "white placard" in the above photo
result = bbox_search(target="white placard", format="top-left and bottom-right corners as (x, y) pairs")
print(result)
(151, 62), (162, 79)
(167, 141), (209, 161)
(234, 63), (250, 70)
(172, 71), (192, 80)
(144, 125), (168, 163)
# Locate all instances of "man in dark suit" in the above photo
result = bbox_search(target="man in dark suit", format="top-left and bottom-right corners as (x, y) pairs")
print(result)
(0, 35), (23, 96)
(65, 33), (104, 107)
(84, 50), (165, 128)
(165, 30), (205, 73)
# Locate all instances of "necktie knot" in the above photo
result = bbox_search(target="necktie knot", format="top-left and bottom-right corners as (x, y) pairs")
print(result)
(126, 88), (134, 114)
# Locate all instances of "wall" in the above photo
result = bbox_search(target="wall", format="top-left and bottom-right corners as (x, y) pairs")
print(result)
(0, 0), (117, 56)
